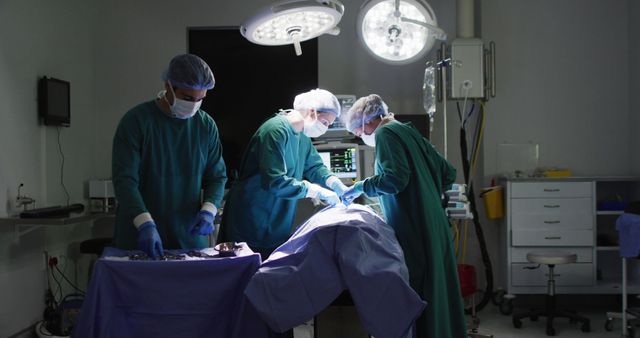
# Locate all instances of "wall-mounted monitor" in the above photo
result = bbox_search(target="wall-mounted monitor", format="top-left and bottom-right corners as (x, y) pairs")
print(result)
(38, 77), (70, 127)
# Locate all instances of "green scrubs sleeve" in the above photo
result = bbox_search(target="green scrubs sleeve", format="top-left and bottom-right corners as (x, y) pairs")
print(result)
(202, 121), (227, 207)
(112, 112), (148, 222)
(258, 127), (308, 199)
(303, 142), (333, 187)
(362, 127), (411, 197)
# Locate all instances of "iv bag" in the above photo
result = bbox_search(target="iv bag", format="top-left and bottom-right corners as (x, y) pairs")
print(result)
(423, 65), (436, 131)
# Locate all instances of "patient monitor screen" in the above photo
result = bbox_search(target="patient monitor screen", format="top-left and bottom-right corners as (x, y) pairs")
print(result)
(318, 148), (357, 179)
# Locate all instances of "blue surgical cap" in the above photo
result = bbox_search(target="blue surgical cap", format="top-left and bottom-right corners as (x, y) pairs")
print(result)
(344, 94), (389, 133)
(162, 54), (215, 90)
(293, 89), (341, 117)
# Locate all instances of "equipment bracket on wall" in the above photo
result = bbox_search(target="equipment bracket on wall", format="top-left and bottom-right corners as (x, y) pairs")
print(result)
(436, 41), (496, 102)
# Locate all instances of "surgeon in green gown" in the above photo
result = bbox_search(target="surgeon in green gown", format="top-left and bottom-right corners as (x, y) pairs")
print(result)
(112, 54), (227, 259)
(218, 89), (348, 259)
(341, 94), (467, 338)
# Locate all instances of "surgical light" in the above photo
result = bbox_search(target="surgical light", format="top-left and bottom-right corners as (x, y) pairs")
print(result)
(357, 0), (446, 64)
(241, 0), (344, 56)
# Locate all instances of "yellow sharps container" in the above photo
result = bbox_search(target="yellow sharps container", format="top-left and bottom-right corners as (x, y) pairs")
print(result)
(481, 186), (504, 219)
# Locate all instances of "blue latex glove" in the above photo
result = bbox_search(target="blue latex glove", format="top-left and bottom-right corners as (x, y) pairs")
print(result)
(341, 181), (364, 206)
(327, 176), (349, 196)
(137, 221), (164, 259)
(306, 182), (340, 206)
(189, 210), (215, 236)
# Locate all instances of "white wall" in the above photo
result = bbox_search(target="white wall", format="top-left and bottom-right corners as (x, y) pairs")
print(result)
(481, 0), (630, 178)
(473, 0), (632, 293)
(631, 0), (640, 175)
(0, 0), (97, 335)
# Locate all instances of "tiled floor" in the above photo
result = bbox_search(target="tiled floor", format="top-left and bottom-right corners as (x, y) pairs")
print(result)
(294, 302), (638, 338)
(468, 304), (633, 338)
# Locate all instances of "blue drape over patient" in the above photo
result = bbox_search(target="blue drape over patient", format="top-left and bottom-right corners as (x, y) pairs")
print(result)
(244, 205), (426, 338)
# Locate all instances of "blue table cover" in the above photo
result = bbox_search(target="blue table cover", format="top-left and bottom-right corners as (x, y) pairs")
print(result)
(617, 213), (640, 258)
(72, 245), (269, 338)
(244, 204), (427, 338)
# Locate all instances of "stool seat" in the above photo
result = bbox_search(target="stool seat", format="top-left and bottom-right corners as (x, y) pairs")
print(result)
(527, 251), (577, 265)
(80, 237), (112, 256)
(514, 250), (590, 335)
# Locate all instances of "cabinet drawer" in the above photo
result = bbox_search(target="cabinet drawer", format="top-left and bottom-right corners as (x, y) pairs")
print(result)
(512, 213), (592, 229)
(511, 263), (593, 286)
(512, 229), (593, 246)
(511, 199), (593, 229)
(510, 182), (592, 198)
(511, 247), (593, 263)
(511, 198), (592, 215)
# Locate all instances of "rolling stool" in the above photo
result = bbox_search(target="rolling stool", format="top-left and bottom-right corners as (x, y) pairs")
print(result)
(512, 251), (591, 336)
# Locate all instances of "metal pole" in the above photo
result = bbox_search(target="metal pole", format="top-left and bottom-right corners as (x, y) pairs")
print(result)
(623, 257), (628, 337)
(440, 43), (448, 159)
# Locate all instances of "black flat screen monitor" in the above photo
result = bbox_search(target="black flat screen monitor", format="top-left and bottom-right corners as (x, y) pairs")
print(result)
(39, 77), (70, 127)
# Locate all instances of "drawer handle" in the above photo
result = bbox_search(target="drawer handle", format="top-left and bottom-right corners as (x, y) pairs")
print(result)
(544, 205), (560, 208)
(544, 236), (562, 240)
(545, 273), (561, 277)
(543, 188), (560, 192)
(544, 220), (561, 224)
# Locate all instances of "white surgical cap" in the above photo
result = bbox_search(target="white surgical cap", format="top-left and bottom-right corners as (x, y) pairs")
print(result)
(344, 94), (389, 133)
(162, 54), (215, 90)
(293, 89), (341, 117)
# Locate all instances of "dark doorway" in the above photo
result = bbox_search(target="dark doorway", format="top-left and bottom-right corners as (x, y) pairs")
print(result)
(188, 27), (319, 186)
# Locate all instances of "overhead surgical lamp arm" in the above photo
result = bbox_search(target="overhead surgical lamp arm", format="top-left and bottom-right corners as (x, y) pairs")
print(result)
(291, 31), (303, 56)
(400, 17), (447, 40)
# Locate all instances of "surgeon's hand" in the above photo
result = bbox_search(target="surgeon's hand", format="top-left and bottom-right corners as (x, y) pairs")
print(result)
(326, 176), (349, 196)
(341, 181), (364, 206)
(137, 221), (164, 259)
(189, 210), (215, 236)
(305, 182), (340, 206)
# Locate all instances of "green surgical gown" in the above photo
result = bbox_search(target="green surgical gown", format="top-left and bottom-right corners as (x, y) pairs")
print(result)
(112, 100), (227, 250)
(362, 120), (467, 338)
(218, 114), (332, 253)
